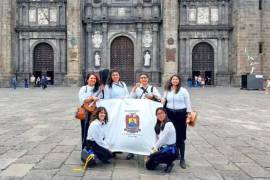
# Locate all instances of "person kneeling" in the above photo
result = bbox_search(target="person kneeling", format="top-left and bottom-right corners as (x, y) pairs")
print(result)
(146, 107), (178, 173)
(85, 107), (113, 164)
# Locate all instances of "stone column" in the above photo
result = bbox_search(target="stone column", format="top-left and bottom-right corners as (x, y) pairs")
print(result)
(162, 0), (179, 84)
(136, 23), (143, 70)
(65, 0), (81, 86)
(186, 38), (191, 77)
(0, 0), (13, 87)
(152, 23), (158, 71)
(86, 24), (93, 72)
(102, 23), (108, 68)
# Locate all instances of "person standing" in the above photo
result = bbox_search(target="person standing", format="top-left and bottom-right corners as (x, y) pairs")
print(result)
(146, 107), (178, 173)
(11, 76), (17, 90)
(265, 77), (270, 94)
(36, 76), (41, 87)
(24, 78), (28, 88)
(30, 75), (35, 88)
(78, 73), (102, 149)
(127, 73), (161, 160)
(103, 70), (129, 99)
(41, 76), (47, 90)
(130, 73), (161, 101)
(161, 74), (192, 169)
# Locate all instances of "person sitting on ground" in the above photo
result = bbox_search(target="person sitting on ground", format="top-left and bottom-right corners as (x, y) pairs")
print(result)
(85, 107), (113, 164)
(145, 107), (178, 173)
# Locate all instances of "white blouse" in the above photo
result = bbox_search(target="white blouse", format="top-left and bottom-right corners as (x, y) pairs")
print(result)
(87, 119), (109, 149)
(163, 87), (192, 112)
(78, 85), (101, 106)
(130, 85), (161, 99)
(154, 122), (176, 149)
(103, 81), (129, 99)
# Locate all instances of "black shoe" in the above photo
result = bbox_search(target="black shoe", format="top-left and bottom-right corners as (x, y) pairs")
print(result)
(164, 163), (174, 173)
(126, 153), (135, 160)
(180, 159), (186, 169)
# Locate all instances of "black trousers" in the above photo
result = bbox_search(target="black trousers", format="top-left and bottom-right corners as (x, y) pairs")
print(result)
(146, 151), (178, 170)
(86, 140), (112, 162)
(166, 108), (187, 160)
(81, 112), (92, 149)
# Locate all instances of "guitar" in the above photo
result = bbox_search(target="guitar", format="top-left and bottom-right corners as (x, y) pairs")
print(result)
(83, 90), (102, 113)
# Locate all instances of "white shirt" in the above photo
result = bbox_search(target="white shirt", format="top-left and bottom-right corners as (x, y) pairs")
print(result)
(78, 85), (101, 106)
(103, 81), (129, 99)
(154, 122), (176, 149)
(163, 87), (192, 112)
(130, 85), (161, 99)
(87, 119), (109, 149)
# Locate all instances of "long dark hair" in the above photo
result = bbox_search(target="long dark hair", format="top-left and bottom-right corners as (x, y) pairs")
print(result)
(85, 72), (100, 93)
(164, 74), (182, 94)
(107, 69), (121, 88)
(91, 107), (109, 124)
(154, 107), (170, 135)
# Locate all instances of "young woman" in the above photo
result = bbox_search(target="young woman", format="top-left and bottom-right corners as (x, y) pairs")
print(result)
(86, 107), (112, 163)
(103, 70), (129, 99)
(161, 74), (192, 169)
(130, 73), (161, 101)
(127, 73), (161, 160)
(78, 73), (101, 149)
(146, 107), (178, 173)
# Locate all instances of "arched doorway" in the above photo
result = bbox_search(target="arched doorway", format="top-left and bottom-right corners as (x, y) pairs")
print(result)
(33, 43), (54, 84)
(192, 42), (214, 85)
(110, 36), (134, 84)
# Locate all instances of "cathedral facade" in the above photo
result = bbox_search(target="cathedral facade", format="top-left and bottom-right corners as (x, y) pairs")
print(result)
(0, 0), (270, 87)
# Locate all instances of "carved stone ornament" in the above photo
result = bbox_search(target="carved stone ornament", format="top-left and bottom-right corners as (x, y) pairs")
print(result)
(142, 31), (152, 48)
(92, 31), (102, 49)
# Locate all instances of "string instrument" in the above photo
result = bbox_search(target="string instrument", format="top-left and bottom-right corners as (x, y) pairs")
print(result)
(83, 90), (102, 113)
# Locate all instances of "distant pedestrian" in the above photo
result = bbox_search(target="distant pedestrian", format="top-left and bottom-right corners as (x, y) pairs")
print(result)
(265, 77), (270, 94)
(41, 76), (47, 90)
(30, 75), (35, 88)
(24, 78), (28, 88)
(11, 76), (17, 90)
(36, 77), (41, 87)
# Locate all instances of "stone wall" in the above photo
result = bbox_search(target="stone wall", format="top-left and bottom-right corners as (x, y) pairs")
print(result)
(262, 1), (270, 79)
(162, 0), (178, 84)
(0, 0), (13, 87)
(65, 0), (82, 86)
(231, 0), (263, 86)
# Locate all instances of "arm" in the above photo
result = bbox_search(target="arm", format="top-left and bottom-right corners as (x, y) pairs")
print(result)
(103, 85), (111, 99)
(123, 82), (130, 97)
(88, 122), (109, 149)
(130, 84), (140, 98)
(78, 86), (87, 106)
(184, 89), (192, 113)
(153, 87), (161, 100)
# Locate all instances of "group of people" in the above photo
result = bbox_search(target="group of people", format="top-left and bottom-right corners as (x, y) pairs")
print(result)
(78, 70), (193, 172)
(30, 75), (48, 89)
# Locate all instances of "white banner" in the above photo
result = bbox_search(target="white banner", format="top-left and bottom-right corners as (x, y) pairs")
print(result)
(97, 99), (162, 155)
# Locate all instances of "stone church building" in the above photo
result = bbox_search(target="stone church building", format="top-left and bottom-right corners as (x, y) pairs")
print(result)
(0, 0), (270, 87)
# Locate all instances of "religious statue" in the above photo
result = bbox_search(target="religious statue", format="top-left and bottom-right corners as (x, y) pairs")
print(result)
(144, 51), (151, 67)
(95, 52), (101, 67)
(245, 48), (259, 74)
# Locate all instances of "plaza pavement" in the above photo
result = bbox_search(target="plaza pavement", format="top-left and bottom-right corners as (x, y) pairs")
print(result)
(0, 86), (270, 180)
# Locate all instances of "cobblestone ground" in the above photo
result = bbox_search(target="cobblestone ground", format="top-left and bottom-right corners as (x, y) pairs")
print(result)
(0, 87), (270, 180)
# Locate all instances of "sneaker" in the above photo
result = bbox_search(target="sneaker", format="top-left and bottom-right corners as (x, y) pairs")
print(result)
(180, 159), (186, 169)
(126, 153), (135, 160)
(164, 163), (174, 173)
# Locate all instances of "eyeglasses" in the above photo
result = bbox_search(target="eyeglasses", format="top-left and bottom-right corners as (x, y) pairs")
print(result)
(140, 76), (148, 79)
